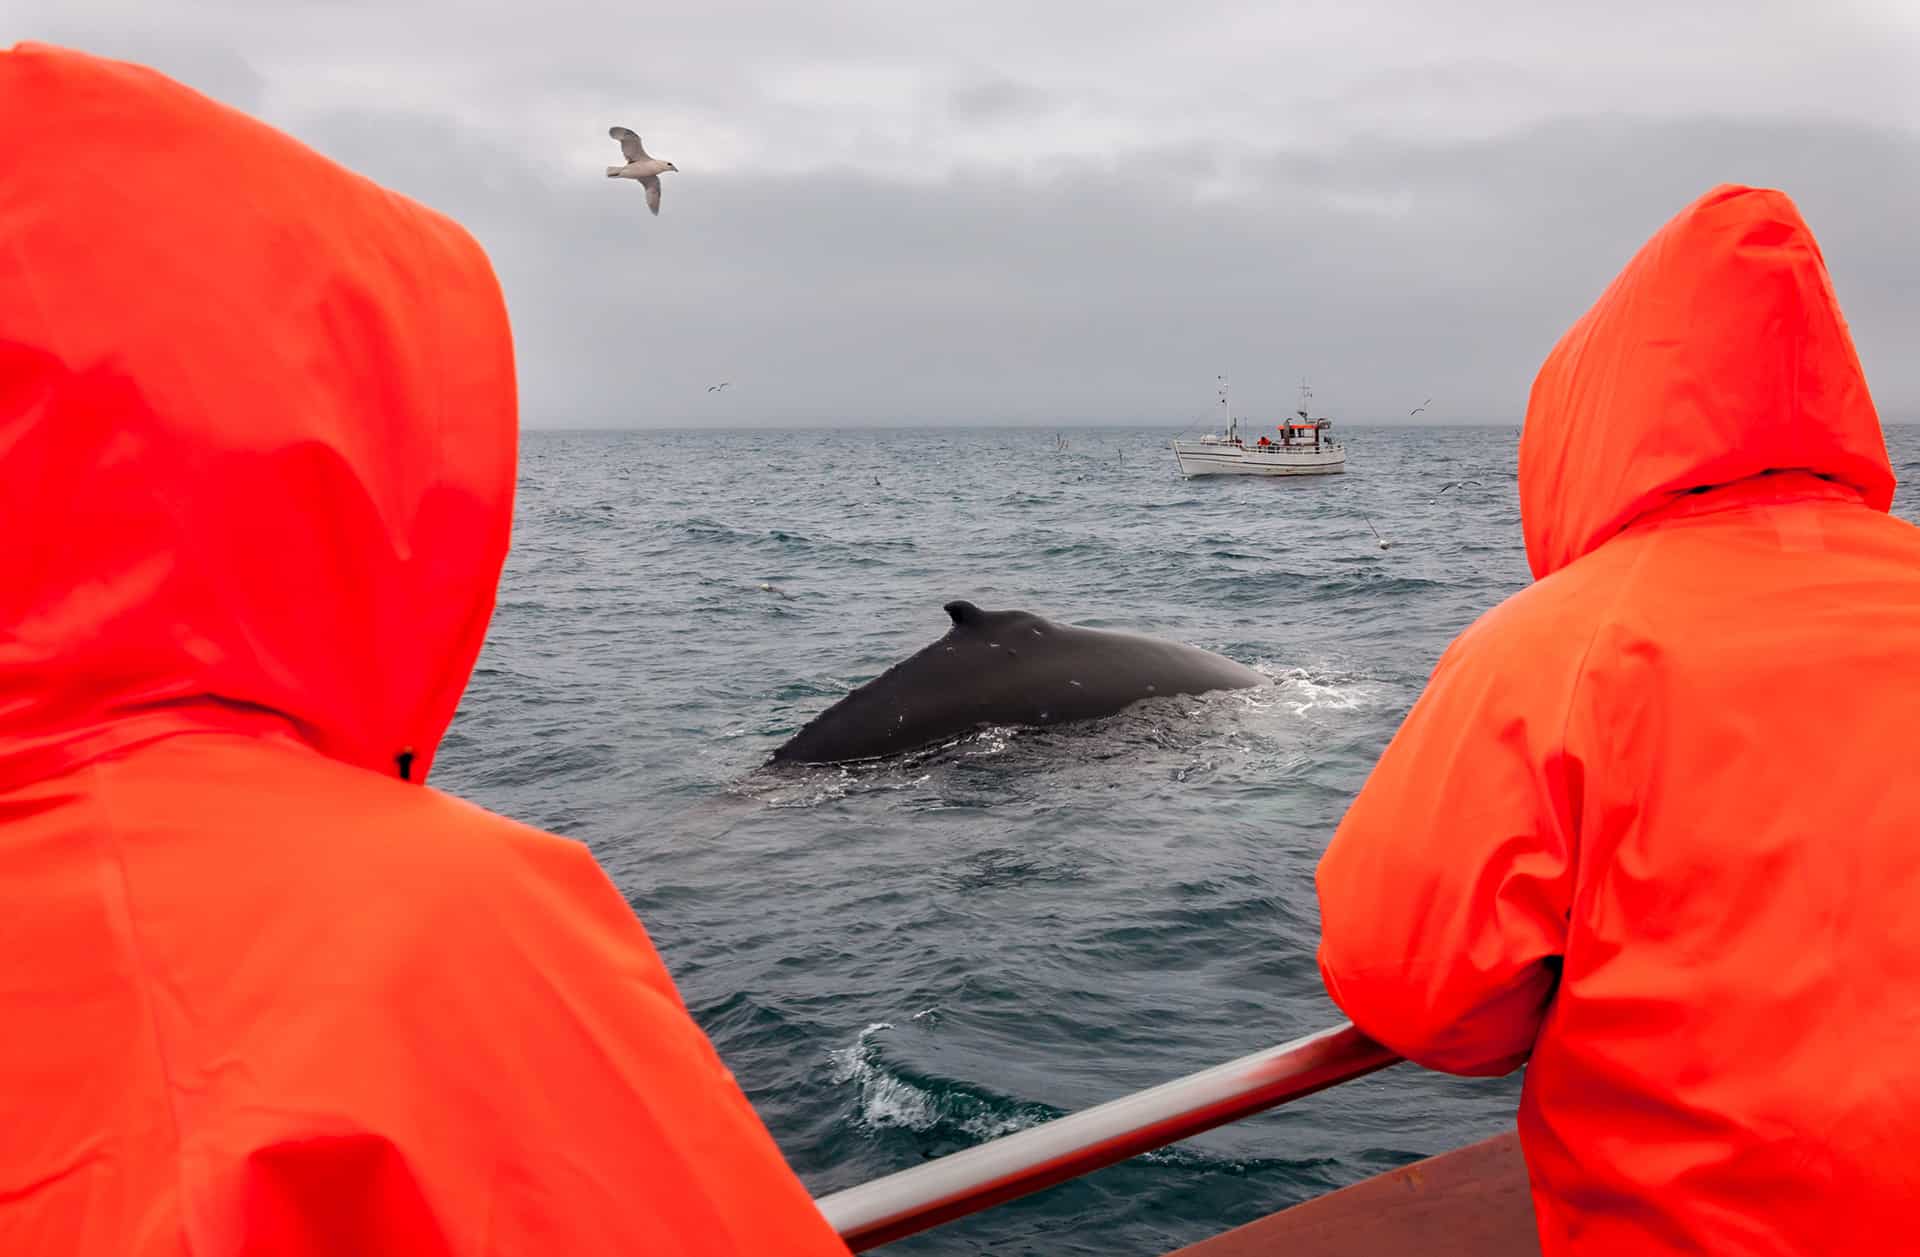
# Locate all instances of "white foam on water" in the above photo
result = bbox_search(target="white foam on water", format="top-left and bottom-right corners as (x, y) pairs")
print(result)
(860, 1074), (941, 1131)
(1265, 666), (1391, 718)
(828, 1021), (895, 1085)
(957, 1107), (1044, 1141)
(830, 1021), (940, 1132)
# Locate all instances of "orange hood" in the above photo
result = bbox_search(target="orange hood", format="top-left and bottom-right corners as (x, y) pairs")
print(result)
(1518, 184), (1893, 579)
(0, 43), (517, 788)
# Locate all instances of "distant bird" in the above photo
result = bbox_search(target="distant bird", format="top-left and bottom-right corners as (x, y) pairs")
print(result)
(757, 582), (793, 600)
(1438, 479), (1482, 495)
(605, 126), (677, 215)
(707, 382), (730, 393)
(1365, 517), (1392, 550)
(1409, 397), (1432, 416)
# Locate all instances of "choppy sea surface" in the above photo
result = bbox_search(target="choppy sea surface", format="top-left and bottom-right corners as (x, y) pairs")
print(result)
(433, 423), (1920, 1255)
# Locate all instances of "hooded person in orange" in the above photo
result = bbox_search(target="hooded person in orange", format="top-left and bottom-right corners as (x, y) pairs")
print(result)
(0, 43), (849, 1257)
(1316, 183), (1919, 1253)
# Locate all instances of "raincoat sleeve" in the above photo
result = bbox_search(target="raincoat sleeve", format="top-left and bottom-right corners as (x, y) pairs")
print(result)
(1315, 612), (1582, 1076)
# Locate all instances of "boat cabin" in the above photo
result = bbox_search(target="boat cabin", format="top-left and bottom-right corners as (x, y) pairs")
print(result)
(1260, 416), (1334, 451)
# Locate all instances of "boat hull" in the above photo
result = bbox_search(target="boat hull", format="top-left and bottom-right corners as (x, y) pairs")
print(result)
(1170, 441), (1347, 477)
(1164, 1130), (1538, 1256)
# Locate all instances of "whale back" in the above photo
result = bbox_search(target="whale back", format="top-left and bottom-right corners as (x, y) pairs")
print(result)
(770, 600), (1265, 765)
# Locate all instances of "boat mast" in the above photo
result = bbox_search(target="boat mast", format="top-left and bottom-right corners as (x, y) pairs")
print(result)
(1218, 374), (1235, 442)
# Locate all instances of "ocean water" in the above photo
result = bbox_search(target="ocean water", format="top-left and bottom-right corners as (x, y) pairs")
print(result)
(432, 423), (1920, 1256)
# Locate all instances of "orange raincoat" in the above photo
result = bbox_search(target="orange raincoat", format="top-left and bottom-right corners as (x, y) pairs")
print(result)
(0, 44), (847, 1256)
(1318, 184), (1920, 1253)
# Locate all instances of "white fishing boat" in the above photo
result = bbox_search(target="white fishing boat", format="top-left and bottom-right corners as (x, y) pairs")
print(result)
(1171, 378), (1346, 477)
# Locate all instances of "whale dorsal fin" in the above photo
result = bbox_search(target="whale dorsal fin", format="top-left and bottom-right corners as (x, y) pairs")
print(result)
(944, 600), (985, 627)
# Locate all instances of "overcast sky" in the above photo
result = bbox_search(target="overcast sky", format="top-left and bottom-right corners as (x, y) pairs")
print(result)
(17, 1), (1920, 427)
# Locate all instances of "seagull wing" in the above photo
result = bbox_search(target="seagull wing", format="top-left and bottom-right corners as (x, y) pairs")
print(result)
(609, 125), (648, 163)
(639, 173), (662, 215)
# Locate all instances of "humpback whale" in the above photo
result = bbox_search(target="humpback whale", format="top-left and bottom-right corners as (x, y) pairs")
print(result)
(771, 600), (1266, 764)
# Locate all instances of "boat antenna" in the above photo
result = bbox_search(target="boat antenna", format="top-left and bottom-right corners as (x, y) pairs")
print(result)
(1218, 374), (1235, 442)
(1297, 377), (1313, 420)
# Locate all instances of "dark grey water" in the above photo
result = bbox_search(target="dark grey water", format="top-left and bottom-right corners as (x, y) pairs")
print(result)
(433, 423), (1920, 1255)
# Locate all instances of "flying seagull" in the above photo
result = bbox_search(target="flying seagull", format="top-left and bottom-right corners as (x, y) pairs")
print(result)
(1365, 517), (1392, 550)
(605, 126), (677, 215)
(1438, 479), (1483, 495)
(707, 382), (730, 392)
(1409, 397), (1432, 415)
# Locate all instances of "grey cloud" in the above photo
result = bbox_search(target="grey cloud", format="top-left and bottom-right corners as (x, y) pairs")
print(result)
(17, 24), (268, 113)
(286, 103), (1918, 429)
(947, 77), (1055, 123)
(16, 2), (1919, 430)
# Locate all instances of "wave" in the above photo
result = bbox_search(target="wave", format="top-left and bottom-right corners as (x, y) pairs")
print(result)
(829, 1021), (1061, 1142)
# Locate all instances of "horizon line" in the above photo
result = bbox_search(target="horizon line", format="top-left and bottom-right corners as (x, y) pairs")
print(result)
(521, 417), (1920, 434)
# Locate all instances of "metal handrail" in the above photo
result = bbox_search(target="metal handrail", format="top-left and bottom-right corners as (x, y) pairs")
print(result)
(814, 1021), (1401, 1251)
